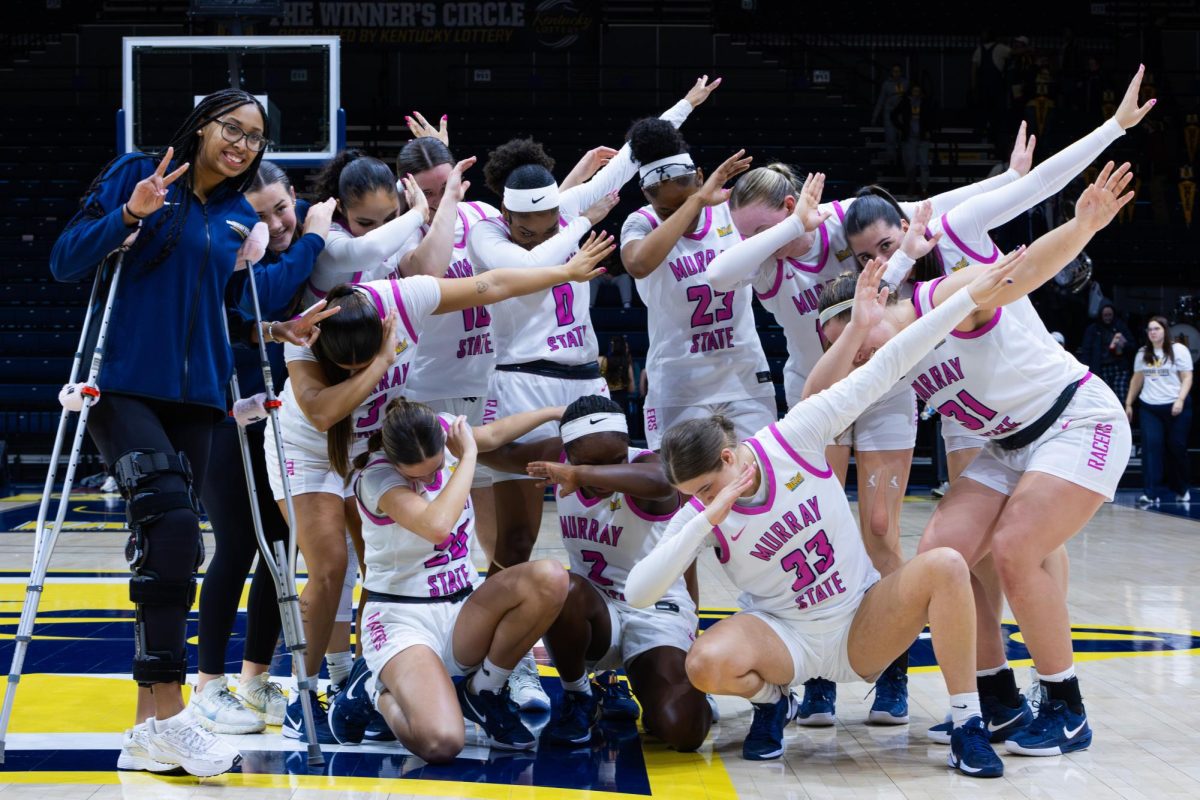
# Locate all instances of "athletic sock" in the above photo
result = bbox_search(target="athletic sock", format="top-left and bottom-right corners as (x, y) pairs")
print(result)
(976, 665), (1022, 707)
(326, 651), (353, 689)
(949, 692), (982, 728)
(470, 657), (513, 695)
(748, 682), (783, 706)
(889, 648), (909, 675)
(560, 674), (592, 695)
(1039, 667), (1084, 715)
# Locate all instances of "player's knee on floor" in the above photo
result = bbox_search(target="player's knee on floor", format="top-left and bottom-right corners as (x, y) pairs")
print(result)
(114, 449), (203, 686)
(644, 696), (711, 752)
(411, 724), (465, 764)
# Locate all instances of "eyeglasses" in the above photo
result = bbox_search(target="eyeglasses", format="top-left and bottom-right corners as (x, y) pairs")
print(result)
(216, 119), (269, 153)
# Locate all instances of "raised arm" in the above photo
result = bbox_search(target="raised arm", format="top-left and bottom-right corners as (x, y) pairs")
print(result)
(378, 417), (476, 545)
(468, 213), (592, 272)
(558, 76), (717, 215)
(797, 256), (1023, 445)
(287, 314), (398, 431)
(707, 172), (832, 292)
(437, 231), (612, 313)
(621, 150), (753, 279)
(399, 159), (474, 278)
(320, 205), (426, 283)
(472, 406), (565, 452)
(527, 452), (678, 508)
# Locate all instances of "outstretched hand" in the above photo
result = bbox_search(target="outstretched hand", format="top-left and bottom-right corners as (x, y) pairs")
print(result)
(406, 111), (449, 145)
(1009, 120), (1037, 176)
(963, 246), (1028, 309)
(563, 232), (615, 282)
(898, 199), (943, 261)
(442, 156), (476, 205)
(1075, 161), (1135, 232)
(1114, 65), (1156, 130)
(696, 149), (753, 206)
(272, 300), (341, 347)
(685, 74), (722, 108)
(126, 147), (189, 219)
(527, 460), (580, 497)
(702, 462), (756, 527)
(793, 172), (833, 232)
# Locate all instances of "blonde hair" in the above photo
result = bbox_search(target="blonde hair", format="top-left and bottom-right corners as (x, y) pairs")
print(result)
(730, 163), (803, 211)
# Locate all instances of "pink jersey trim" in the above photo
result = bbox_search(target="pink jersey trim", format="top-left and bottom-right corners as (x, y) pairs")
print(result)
(757, 260), (786, 301)
(951, 307), (1003, 339)
(356, 283), (387, 318)
(940, 213), (999, 264)
(627, 495), (678, 522)
(454, 207), (470, 249)
(832, 200), (846, 223)
(914, 275), (947, 319)
(466, 201), (486, 220)
(683, 205), (713, 241)
(767, 423), (833, 479)
(636, 208), (659, 230)
(354, 462), (398, 526)
(733, 437), (777, 515)
(791, 222), (830, 274)
(307, 281), (327, 299)
(711, 523), (732, 564)
(390, 280), (420, 343)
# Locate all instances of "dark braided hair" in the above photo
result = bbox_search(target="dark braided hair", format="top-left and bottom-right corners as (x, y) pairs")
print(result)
(77, 89), (268, 274)
(483, 137), (556, 198)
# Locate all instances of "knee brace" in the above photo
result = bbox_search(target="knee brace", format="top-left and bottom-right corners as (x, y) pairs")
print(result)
(114, 449), (203, 572)
(114, 449), (202, 685)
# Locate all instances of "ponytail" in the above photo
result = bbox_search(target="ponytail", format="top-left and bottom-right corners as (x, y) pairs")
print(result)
(844, 185), (942, 283)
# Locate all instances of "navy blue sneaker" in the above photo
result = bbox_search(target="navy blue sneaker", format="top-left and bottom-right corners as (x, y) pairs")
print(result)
(542, 689), (601, 745)
(796, 678), (836, 727)
(928, 695), (1034, 744)
(594, 672), (640, 722)
(867, 664), (909, 725)
(281, 689), (337, 745)
(328, 657), (384, 745)
(948, 716), (1004, 778)
(457, 676), (536, 750)
(363, 714), (397, 742)
(742, 691), (799, 761)
(1005, 700), (1091, 756)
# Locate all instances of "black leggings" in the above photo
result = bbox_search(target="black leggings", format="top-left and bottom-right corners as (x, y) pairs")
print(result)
(86, 393), (218, 678)
(196, 420), (288, 674)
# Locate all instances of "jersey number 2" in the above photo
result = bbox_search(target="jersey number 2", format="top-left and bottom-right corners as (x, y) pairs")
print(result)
(580, 550), (614, 586)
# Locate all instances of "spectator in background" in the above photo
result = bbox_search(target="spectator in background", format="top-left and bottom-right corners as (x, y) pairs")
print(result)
(1083, 302), (1136, 401)
(1126, 316), (1194, 505)
(591, 251), (634, 309)
(972, 30), (1010, 153)
(872, 64), (909, 167)
(599, 335), (637, 430)
(892, 83), (935, 195)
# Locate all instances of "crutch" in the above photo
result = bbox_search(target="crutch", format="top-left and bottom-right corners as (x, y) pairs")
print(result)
(231, 223), (323, 766)
(0, 233), (134, 763)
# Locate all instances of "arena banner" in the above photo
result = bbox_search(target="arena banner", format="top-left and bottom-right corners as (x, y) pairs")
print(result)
(274, 0), (597, 49)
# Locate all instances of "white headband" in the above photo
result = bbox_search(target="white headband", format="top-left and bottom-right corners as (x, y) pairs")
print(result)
(817, 299), (855, 326)
(560, 412), (628, 444)
(638, 154), (696, 186)
(503, 183), (560, 213)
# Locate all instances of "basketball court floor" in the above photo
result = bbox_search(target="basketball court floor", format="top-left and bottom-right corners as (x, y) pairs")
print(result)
(0, 489), (1196, 799)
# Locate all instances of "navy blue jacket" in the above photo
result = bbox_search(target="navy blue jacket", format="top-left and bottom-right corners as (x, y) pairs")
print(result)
(50, 153), (259, 412)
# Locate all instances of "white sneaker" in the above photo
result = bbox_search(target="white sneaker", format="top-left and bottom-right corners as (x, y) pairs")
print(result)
(117, 721), (177, 773)
(1136, 495), (1159, 506)
(237, 673), (287, 726)
(148, 710), (242, 777)
(508, 652), (550, 712)
(1178, 490), (1191, 503)
(190, 676), (265, 734)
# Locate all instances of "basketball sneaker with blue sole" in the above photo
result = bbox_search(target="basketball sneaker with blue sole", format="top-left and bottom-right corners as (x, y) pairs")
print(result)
(1005, 700), (1091, 756)
(948, 716), (1004, 778)
(795, 678), (836, 727)
(328, 657), (388, 745)
(928, 694), (1034, 744)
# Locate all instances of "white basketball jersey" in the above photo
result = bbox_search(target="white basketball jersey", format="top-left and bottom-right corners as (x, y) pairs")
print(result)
(909, 278), (1088, 440)
(276, 276), (440, 461)
(688, 424), (879, 626)
(754, 200), (857, 402)
(306, 221), (406, 304)
(355, 415), (477, 599)
(554, 448), (689, 608)
(406, 201), (499, 400)
(623, 203), (774, 407)
(468, 216), (597, 366)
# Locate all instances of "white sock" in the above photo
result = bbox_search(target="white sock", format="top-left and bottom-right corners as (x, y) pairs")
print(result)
(1038, 665), (1076, 683)
(326, 651), (354, 687)
(157, 710), (188, 730)
(975, 662), (1009, 677)
(748, 683), (783, 706)
(949, 692), (982, 727)
(560, 674), (592, 695)
(470, 657), (513, 694)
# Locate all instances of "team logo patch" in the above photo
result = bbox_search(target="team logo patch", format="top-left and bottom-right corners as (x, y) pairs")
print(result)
(225, 220), (252, 239)
(836, 246), (853, 262)
(716, 224), (734, 237)
(953, 256), (969, 271)
(395, 338), (410, 355)
(609, 496), (623, 512)
(785, 472), (805, 491)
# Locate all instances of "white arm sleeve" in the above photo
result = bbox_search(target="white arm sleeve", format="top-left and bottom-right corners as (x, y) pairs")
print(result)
(626, 502), (713, 608)
(904, 168), (1021, 218)
(708, 215), (804, 292)
(881, 250), (917, 287)
(317, 210), (425, 286)
(942, 119), (1124, 245)
(558, 99), (695, 217)
(777, 289), (977, 449)
(467, 216), (590, 272)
